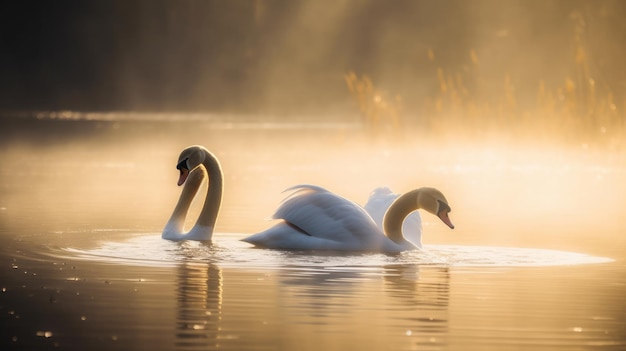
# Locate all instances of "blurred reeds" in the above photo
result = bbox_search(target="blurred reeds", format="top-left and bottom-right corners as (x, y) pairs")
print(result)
(345, 20), (624, 148)
(344, 72), (403, 137)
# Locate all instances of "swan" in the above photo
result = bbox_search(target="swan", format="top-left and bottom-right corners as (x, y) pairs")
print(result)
(364, 186), (423, 248)
(162, 145), (223, 241)
(242, 185), (454, 252)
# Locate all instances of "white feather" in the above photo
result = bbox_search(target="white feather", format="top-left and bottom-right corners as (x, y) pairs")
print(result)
(242, 185), (415, 252)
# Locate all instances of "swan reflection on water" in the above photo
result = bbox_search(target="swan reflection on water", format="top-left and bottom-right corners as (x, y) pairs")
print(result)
(175, 260), (222, 350)
(383, 265), (450, 309)
(170, 246), (451, 350)
(58, 234), (612, 350)
(275, 262), (451, 342)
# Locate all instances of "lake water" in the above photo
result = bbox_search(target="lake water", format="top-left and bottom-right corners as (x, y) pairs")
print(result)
(1, 113), (625, 350)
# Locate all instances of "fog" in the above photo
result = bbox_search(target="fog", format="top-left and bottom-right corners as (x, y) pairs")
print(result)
(1, 1), (625, 258)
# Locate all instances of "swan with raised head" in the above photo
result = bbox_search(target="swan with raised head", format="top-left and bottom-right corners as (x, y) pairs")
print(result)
(162, 145), (223, 241)
(242, 185), (454, 252)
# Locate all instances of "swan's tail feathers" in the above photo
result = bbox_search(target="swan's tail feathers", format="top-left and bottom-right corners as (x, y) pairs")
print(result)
(241, 221), (300, 248)
(241, 222), (344, 250)
(368, 186), (394, 198)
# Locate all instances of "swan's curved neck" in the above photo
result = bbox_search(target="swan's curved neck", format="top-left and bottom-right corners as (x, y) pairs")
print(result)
(383, 189), (420, 245)
(170, 169), (204, 226)
(195, 150), (223, 230)
(163, 149), (223, 240)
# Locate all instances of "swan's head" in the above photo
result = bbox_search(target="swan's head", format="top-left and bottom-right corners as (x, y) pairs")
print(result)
(416, 187), (454, 229)
(175, 145), (208, 186)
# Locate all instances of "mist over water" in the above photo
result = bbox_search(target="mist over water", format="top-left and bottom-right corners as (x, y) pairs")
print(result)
(2, 114), (624, 254)
(2, 1), (626, 350)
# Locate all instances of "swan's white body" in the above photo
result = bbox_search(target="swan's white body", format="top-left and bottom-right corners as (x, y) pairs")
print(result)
(162, 146), (223, 241)
(242, 185), (453, 252)
(364, 186), (423, 249)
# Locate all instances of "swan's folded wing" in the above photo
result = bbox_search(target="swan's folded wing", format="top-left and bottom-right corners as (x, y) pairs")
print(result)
(272, 185), (384, 248)
(242, 221), (355, 250)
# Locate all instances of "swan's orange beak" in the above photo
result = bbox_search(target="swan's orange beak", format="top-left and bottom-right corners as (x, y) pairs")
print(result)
(177, 168), (189, 186)
(438, 211), (455, 229)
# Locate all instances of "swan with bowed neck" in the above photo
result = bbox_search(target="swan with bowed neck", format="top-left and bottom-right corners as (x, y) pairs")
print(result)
(162, 145), (223, 241)
(242, 185), (454, 252)
(364, 186), (424, 248)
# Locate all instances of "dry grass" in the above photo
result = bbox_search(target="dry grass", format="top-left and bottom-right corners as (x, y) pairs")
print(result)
(345, 22), (624, 148)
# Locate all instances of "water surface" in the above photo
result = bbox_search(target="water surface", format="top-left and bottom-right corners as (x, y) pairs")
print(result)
(1, 114), (625, 350)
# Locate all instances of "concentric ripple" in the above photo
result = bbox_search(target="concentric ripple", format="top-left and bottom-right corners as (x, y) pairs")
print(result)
(57, 233), (613, 269)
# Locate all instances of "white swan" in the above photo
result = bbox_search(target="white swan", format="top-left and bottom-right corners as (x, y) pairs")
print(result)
(364, 186), (423, 248)
(162, 145), (223, 241)
(242, 185), (454, 252)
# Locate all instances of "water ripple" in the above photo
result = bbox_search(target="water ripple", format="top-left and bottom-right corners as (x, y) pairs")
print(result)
(55, 233), (612, 269)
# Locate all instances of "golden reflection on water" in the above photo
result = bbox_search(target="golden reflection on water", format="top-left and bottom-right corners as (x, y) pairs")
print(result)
(50, 230), (616, 351)
(175, 262), (222, 349)
(56, 234), (616, 349)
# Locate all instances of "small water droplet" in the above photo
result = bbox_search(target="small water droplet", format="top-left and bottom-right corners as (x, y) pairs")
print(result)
(36, 331), (53, 338)
(81, 316), (87, 321)
(405, 330), (412, 336)
(572, 327), (583, 332)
